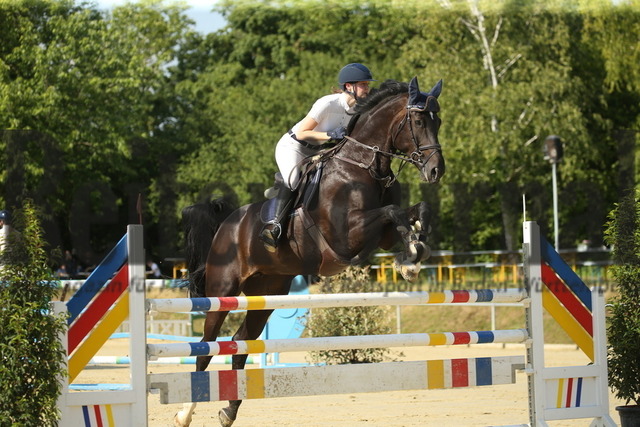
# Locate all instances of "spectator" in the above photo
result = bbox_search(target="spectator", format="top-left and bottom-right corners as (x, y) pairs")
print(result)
(63, 250), (80, 278)
(55, 264), (69, 279)
(0, 210), (12, 253)
(146, 259), (161, 278)
(0, 210), (20, 268)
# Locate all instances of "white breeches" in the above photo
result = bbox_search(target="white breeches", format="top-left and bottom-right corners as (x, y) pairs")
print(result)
(274, 133), (317, 189)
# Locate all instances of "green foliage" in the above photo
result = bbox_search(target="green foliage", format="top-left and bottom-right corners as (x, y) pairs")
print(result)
(0, 0), (195, 260)
(400, 1), (615, 250)
(604, 191), (640, 405)
(0, 200), (67, 425)
(1, 0), (639, 260)
(305, 267), (400, 365)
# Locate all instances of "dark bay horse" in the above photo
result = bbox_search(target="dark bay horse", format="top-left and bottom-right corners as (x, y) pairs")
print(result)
(175, 77), (445, 427)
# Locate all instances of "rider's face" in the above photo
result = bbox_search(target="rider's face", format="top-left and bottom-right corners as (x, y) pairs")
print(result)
(347, 81), (370, 98)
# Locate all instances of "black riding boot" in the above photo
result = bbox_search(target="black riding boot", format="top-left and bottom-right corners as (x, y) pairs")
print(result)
(260, 186), (294, 253)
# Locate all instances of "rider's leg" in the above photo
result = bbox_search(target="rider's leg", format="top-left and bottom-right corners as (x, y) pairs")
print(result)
(261, 131), (320, 251)
(259, 133), (306, 252)
(260, 185), (295, 252)
(264, 172), (284, 199)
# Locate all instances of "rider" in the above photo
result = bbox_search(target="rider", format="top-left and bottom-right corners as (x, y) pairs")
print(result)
(0, 210), (11, 254)
(260, 63), (375, 252)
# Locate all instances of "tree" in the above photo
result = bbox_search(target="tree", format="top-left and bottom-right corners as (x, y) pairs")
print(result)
(0, 0), (194, 262)
(170, 0), (418, 208)
(397, 0), (620, 250)
(2, 0), (638, 259)
(0, 200), (66, 425)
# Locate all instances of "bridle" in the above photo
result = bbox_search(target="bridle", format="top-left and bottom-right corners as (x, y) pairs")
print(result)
(333, 104), (442, 188)
(392, 107), (443, 169)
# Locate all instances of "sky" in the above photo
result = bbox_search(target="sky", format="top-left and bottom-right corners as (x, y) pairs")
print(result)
(95, 0), (226, 33)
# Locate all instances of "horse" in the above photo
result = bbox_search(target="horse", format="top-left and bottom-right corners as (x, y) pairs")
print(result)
(175, 77), (445, 427)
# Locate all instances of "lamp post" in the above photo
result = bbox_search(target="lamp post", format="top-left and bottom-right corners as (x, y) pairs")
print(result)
(543, 135), (563, 251)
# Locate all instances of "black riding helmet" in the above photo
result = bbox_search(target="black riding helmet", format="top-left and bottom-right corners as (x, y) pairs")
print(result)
(0, 210), (10, 224)
(338, 63), (375, 90)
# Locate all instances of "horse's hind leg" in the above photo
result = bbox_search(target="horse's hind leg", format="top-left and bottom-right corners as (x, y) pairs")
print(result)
(218, 309), (275, 427)
(175, 310), (230, 427)
(219, 275), (293, 427)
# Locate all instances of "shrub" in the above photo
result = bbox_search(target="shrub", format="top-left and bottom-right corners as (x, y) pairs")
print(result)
(0, 200), (66, 425)
(305, 266), (401, 364)
(604, 192), (640, 406)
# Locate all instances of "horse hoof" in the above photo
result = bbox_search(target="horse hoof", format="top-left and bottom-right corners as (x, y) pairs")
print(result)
(219, 408), (236, 427)
(408, 243), (418, 262)
(174, 411), (192, 427)
(394, 258), (421, 282)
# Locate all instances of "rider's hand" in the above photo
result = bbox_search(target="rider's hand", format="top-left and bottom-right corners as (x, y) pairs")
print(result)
(327, 126), (347, 141)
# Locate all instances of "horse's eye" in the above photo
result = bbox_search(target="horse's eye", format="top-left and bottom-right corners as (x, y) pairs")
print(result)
(415, 119), (423, 127)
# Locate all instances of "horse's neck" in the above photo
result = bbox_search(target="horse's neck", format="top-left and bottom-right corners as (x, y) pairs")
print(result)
(345, 114), (396, 171)
(353, 95), (404, 150)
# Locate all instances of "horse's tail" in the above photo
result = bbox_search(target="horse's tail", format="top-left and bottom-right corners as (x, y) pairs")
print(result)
(181, 196), (237, 297)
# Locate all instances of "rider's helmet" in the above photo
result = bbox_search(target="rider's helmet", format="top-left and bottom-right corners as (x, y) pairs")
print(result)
(338, 63), (375, 89)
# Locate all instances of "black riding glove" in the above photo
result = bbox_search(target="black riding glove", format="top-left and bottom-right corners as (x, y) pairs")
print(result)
(327, 126), (347, 141)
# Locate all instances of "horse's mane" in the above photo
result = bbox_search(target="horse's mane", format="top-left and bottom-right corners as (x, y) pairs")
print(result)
(354, 79), (409, 115)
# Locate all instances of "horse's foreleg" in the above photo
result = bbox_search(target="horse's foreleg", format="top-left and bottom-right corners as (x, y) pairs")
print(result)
(175, 311), (229, 427)
(218, 309), (275, 427)
(405, 202), (433, 262)
(372, 205), (428, 281)
(406, 201), (431, 233)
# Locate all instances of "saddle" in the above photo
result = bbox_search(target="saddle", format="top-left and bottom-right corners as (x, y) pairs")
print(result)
(259, 160), (325, 225)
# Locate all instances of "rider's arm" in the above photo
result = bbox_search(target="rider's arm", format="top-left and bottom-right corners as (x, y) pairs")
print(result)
(292, 116), (333, 143)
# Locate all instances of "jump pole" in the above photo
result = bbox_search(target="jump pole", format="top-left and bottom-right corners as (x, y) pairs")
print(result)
(149, 356), (525, 404)
(147, 329), (528, 358)
(147, 288), (526, 313)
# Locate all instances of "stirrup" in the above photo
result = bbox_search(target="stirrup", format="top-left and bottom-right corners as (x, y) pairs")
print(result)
(260, 222), (281, 253)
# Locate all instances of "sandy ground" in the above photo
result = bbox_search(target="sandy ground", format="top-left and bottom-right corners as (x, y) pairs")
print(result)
(71, 338), (626, 427)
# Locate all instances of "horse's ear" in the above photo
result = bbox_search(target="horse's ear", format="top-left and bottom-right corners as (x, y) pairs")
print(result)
(428, 79), (443, 98)
(408, 76), (421, 105)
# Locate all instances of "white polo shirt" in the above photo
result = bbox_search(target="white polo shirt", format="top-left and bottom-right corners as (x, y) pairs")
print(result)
(291, 92), (354, 133)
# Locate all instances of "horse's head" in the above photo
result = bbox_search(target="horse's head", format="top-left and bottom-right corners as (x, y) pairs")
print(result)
(394, 77), (445, 183)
